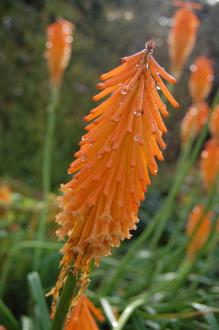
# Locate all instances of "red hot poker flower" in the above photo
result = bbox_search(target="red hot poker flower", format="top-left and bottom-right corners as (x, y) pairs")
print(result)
(189, 56), (214, 104)
(168, 3), (200, 79)
(64, 295), (104, 330)
(200, 138), (219, 191)
(186, 204), (211, 258)
(181, 102), (209, 144)
(50, 42), (179, 313)
(210, 105), (219, 140)
(45, 19), (74, 86)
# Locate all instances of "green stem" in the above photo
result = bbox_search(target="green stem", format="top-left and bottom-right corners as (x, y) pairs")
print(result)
(34, 84), (60, 269)
(51, 274), (77, 330)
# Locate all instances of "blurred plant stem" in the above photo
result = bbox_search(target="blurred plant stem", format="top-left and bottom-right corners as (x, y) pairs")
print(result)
(34, 84), (60, 269)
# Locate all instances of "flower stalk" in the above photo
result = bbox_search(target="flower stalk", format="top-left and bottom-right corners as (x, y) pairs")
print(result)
(34, 84), (60, 269)
(51, 272), (76, 330)
(34, 18), (73, 269)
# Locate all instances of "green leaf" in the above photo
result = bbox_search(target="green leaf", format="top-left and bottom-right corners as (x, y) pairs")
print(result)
(0, 299), (20, 330)
(27, 272), (51, 330)
(192, 303), (219, 330)
(100, 297), (118, 328)
(21, 316), (35, 330)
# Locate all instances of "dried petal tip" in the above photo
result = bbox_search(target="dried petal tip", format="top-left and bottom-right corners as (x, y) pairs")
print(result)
(145, 39), (156, 54)
(51, 43), (179, 312)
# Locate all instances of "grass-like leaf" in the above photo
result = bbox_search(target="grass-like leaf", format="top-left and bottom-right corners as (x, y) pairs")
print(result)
(27, 272), (51, 330)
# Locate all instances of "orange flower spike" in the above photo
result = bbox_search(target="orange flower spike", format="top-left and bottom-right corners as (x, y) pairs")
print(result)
(189, 56), (214, 104)
(186, 204), (211, 258)
(200, 138), (219, 191)
(45, 19), (74, 86)
(181, 102), (209, 144)
(168, 4), (200, 79)
(50, 41), (179, 313)
(210, 105), (219, 140)
(64, 296), (104, 330)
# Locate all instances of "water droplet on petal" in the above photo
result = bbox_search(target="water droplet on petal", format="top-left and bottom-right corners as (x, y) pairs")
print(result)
(46, 41), (52, 48)
(190, 64), (197, 72)
(202, 150), (208, 159)
(97, 152), (103, 159)
(62, 25), (72, 34)
(113, 114), (121, 122)
(151, 125), (156, 133)
(134, 108), (142, 116)
(134, 135), (139, 142)
(156, 86), (161, 90)
(104, 144), (111, 152)
(121, 86), (129, 95)
(134, 134), (143, 144)
(65, 36), (73, 43)
(207, 74), (214, 82)
(80, 154), (87, 162)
